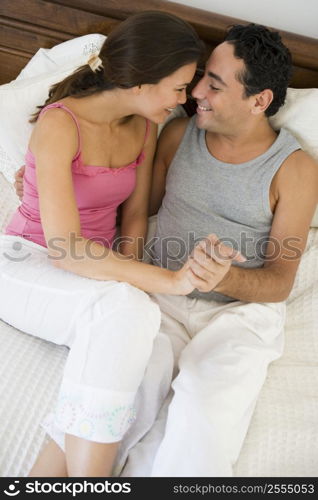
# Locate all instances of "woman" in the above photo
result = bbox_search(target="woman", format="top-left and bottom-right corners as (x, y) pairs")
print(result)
(0, 11), (205, 476)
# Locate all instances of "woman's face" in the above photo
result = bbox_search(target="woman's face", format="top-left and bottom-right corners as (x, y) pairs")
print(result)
(138, 62), (197, 123)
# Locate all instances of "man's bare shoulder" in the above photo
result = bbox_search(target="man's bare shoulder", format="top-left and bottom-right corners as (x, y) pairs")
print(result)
(270, 148), (318, 219)
(286, 148), (318, 165)
(278, 149), (318, 189)
(156, 116), (191, 165)
(158, 116), (190, 147)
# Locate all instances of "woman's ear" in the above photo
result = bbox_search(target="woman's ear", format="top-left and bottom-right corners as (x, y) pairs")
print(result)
(131, 85), (142, 95)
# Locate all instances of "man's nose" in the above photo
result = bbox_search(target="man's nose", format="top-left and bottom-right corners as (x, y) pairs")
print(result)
(191, 77), (205, 100)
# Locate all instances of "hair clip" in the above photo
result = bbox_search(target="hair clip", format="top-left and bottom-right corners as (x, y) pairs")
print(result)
(88, 55), (104, 72)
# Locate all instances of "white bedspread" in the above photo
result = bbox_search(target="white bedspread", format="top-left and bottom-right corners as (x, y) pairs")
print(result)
(0, 172), (317, 477)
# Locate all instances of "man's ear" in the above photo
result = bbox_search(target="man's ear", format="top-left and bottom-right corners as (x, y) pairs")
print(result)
(251, 89), (274, 115)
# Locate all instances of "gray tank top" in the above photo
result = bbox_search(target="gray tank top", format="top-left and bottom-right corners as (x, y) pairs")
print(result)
(152, 115), (301, 302)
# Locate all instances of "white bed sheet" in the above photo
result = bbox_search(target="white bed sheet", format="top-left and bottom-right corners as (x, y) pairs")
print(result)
(0, 171), (317, 477)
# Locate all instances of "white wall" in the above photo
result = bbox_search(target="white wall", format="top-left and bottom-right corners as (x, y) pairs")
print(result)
(171, 0), (318, 39)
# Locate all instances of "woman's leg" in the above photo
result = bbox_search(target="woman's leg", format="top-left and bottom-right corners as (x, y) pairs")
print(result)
(0, 236), (161, 476)
(30, 331), (174, 478)
(29, 440), (67, 477)
(29, 438), (119, 477)
(65, 436), (119, 477)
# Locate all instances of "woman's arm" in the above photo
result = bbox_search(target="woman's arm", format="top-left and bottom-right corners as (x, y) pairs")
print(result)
(14, 166), (25, 200)
(31, 110), (195, 295)
(119, 121), (157, 260)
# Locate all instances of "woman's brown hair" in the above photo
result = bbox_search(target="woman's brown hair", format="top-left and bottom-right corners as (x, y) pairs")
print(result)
(30, 11), (205, 122)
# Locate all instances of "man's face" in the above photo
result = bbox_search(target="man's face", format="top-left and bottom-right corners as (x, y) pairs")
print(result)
(191, 42), (254, 135)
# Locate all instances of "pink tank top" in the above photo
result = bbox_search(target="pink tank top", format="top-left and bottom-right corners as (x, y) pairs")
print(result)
(5, 103), (150, 248)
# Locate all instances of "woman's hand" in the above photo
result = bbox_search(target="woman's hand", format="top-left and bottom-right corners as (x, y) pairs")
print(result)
(172, 260), (196, 295)
(14, 166), (25, 200)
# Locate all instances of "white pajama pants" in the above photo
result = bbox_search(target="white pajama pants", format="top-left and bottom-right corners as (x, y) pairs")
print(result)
(0, 235), (172, 446)
(122, 292), (286, 477)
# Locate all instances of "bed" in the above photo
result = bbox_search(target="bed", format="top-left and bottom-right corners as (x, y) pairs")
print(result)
(0, 0), (318, 477)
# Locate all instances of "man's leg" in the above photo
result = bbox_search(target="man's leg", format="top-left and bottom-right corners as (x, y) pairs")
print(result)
(113, 332), (174, 476)
(151, 300), (286, 477)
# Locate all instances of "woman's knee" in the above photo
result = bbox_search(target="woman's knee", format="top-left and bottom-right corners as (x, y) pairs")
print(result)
(75, 282), (161, 356)
(100, 282), (161, 334)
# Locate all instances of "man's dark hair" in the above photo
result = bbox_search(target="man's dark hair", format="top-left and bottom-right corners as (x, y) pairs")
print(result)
(225, 24), (292, 116)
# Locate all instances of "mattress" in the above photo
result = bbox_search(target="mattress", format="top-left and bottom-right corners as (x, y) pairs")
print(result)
(0, 171), (318, 477)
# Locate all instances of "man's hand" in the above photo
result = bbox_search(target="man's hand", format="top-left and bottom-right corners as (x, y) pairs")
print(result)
(187, 234), (246, 293)
(14, 166), (25, 200)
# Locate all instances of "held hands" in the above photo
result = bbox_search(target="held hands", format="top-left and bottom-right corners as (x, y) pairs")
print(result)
(175, 234), (246, 294)
(14, 166), (25, 200)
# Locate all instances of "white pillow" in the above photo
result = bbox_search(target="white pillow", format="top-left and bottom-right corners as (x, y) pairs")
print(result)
(16, 34), (106, 81)
(269, 88), (318, 227)
(0, 34), (106, 183)
(0, 172), (19, 233)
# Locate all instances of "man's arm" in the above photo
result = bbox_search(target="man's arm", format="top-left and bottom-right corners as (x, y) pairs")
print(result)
(212, 150), (318, 302)
(149, 117), (189, 216)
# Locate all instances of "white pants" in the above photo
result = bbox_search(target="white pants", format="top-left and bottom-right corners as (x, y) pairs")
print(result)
(0, 235), (172, 445)
(122, 292), (285, 477)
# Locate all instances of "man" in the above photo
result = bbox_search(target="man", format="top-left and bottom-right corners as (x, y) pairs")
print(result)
(140, 23), (318, 476)
(14, 24), (318, 477)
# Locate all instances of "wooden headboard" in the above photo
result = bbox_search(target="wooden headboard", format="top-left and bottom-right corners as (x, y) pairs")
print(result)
(1, 0), (317, 88)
